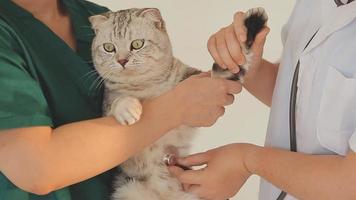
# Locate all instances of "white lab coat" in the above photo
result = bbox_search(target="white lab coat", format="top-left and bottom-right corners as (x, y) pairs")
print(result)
(260, 0), (356, 199)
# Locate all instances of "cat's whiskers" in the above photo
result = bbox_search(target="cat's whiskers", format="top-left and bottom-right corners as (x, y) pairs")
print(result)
(90, 69), (118, 92)
(97, 70), (112, 86)
(94, 78), (105, 91)
(89, 70), (110, 92)
(81, 69), (98, 78)
(89, 76), (103, 92)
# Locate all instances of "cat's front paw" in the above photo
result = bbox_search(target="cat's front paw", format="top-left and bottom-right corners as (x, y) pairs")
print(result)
(245, 7), (268, 21)
(112, 97), (142, 125)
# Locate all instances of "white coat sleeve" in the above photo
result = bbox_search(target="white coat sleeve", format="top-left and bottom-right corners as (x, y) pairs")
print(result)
(349, 132), (356, 152)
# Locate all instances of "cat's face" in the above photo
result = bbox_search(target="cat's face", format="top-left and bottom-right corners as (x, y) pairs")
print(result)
(90, 8), (173, 84)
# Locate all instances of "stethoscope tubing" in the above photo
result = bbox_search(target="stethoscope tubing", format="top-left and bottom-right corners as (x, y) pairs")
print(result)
(276, 30), (319, 200)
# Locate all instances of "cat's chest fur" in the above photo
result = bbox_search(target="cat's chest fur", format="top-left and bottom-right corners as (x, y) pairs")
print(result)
(102, 58), (198, 114)
(105, 75), (174, 100)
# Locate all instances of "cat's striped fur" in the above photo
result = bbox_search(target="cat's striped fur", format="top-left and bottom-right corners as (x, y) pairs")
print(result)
(90, 8), (200, 200)
(89, 7), (267, 200)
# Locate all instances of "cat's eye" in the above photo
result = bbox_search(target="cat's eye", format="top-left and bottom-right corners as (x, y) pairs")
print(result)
(103, 43), (116, 53)
(131, 39), (145, 51)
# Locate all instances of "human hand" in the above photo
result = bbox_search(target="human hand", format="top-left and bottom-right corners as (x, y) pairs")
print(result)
(208, 11), (269, 76)
(169, 143), (258, 200)
(172, 72), (242, 127)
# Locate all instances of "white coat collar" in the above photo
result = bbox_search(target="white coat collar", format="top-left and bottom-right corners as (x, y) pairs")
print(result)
(303, 1), (356, 54)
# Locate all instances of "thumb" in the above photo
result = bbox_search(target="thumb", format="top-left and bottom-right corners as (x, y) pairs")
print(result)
(251, 27), (270, 54)
(191, 72), (211, 78)
(168, 166), (185, 177)
(178, 152), (210, 167)
(168, 166), (193, 191)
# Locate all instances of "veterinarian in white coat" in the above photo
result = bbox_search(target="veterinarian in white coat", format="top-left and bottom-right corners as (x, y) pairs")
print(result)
(170, 0), (356, 199)
(261, 0), (356, 199)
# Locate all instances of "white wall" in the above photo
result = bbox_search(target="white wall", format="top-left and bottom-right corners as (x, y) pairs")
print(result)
(90, 1), (295, 199)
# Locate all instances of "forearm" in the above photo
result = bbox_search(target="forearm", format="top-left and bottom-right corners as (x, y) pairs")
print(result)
(49, 96), (178, 191)
(243, 59), (279, 106)
(246, 146), (356, 199)
(0, 92), (180, 194)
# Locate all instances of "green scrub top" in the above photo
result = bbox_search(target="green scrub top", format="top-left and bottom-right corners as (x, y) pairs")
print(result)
(0, 0), (117, 199)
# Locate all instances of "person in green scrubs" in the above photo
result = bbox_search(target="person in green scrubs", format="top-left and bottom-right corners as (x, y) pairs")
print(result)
(0, 0), (242, 199)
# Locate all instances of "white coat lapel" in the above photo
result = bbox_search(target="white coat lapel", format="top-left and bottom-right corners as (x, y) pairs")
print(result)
(303, 1), (356, 54)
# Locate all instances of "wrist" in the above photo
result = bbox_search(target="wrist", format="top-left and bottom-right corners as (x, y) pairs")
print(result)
(168, 86), (186, 126)
(146, 89), (183, 129)
(242, 59), (264, 86)
(242, 143), (263, 175)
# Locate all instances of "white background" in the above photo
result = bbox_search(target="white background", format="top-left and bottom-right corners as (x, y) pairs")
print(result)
(91, 1), (295, 199)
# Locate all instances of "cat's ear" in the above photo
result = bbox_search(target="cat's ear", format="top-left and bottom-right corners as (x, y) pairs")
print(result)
(138, 8), (166, 31)
(89, 12), (111, 33)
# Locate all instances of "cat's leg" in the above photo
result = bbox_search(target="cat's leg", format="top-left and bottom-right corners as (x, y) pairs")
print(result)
(112, 181), (159, 200)
(109, 96), (142, 125)
(211, 7), (268, 82)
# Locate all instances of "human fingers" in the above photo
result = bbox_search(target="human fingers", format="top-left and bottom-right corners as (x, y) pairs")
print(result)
(233, 11), (248, 65)
(215, 28), (239, 72)
(176, 169), (206, 185)
(178, 152), (211, 167)
(233, 11), (247, 43)
(188, 185), (211, 200)
(199, 106), (225, 128)
(224, 25), (244, 70)
(191, 72), (211, 78)
(223, 94), (235, 106)
(168, 166), (191, 191)
(251, 27), (270, 54)
(216, 106), (225, 118)
(217, 94), (235, 107)
(169, 166), (184, 177)
(224, 80), (242, 95)
(208, 34), (227, 69)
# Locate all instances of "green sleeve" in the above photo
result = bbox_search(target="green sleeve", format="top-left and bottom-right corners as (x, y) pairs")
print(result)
(0, 21), (53, 130)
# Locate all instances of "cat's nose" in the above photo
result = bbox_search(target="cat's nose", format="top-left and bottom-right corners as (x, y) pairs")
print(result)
(118, 59), (129, 67)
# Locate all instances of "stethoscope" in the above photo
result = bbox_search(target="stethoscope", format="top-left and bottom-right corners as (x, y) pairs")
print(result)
(276, 30), (319, 200)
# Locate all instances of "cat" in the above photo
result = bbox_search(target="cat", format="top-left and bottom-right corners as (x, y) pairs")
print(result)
(89, 7), (267, 200)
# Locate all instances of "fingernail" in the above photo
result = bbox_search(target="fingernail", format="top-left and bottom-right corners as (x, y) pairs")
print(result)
(232, 67), (240, 74)
(238, 58), (246, 65)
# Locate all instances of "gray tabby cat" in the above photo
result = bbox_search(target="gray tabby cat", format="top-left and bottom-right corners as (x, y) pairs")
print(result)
(89, 7), (267, 200)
